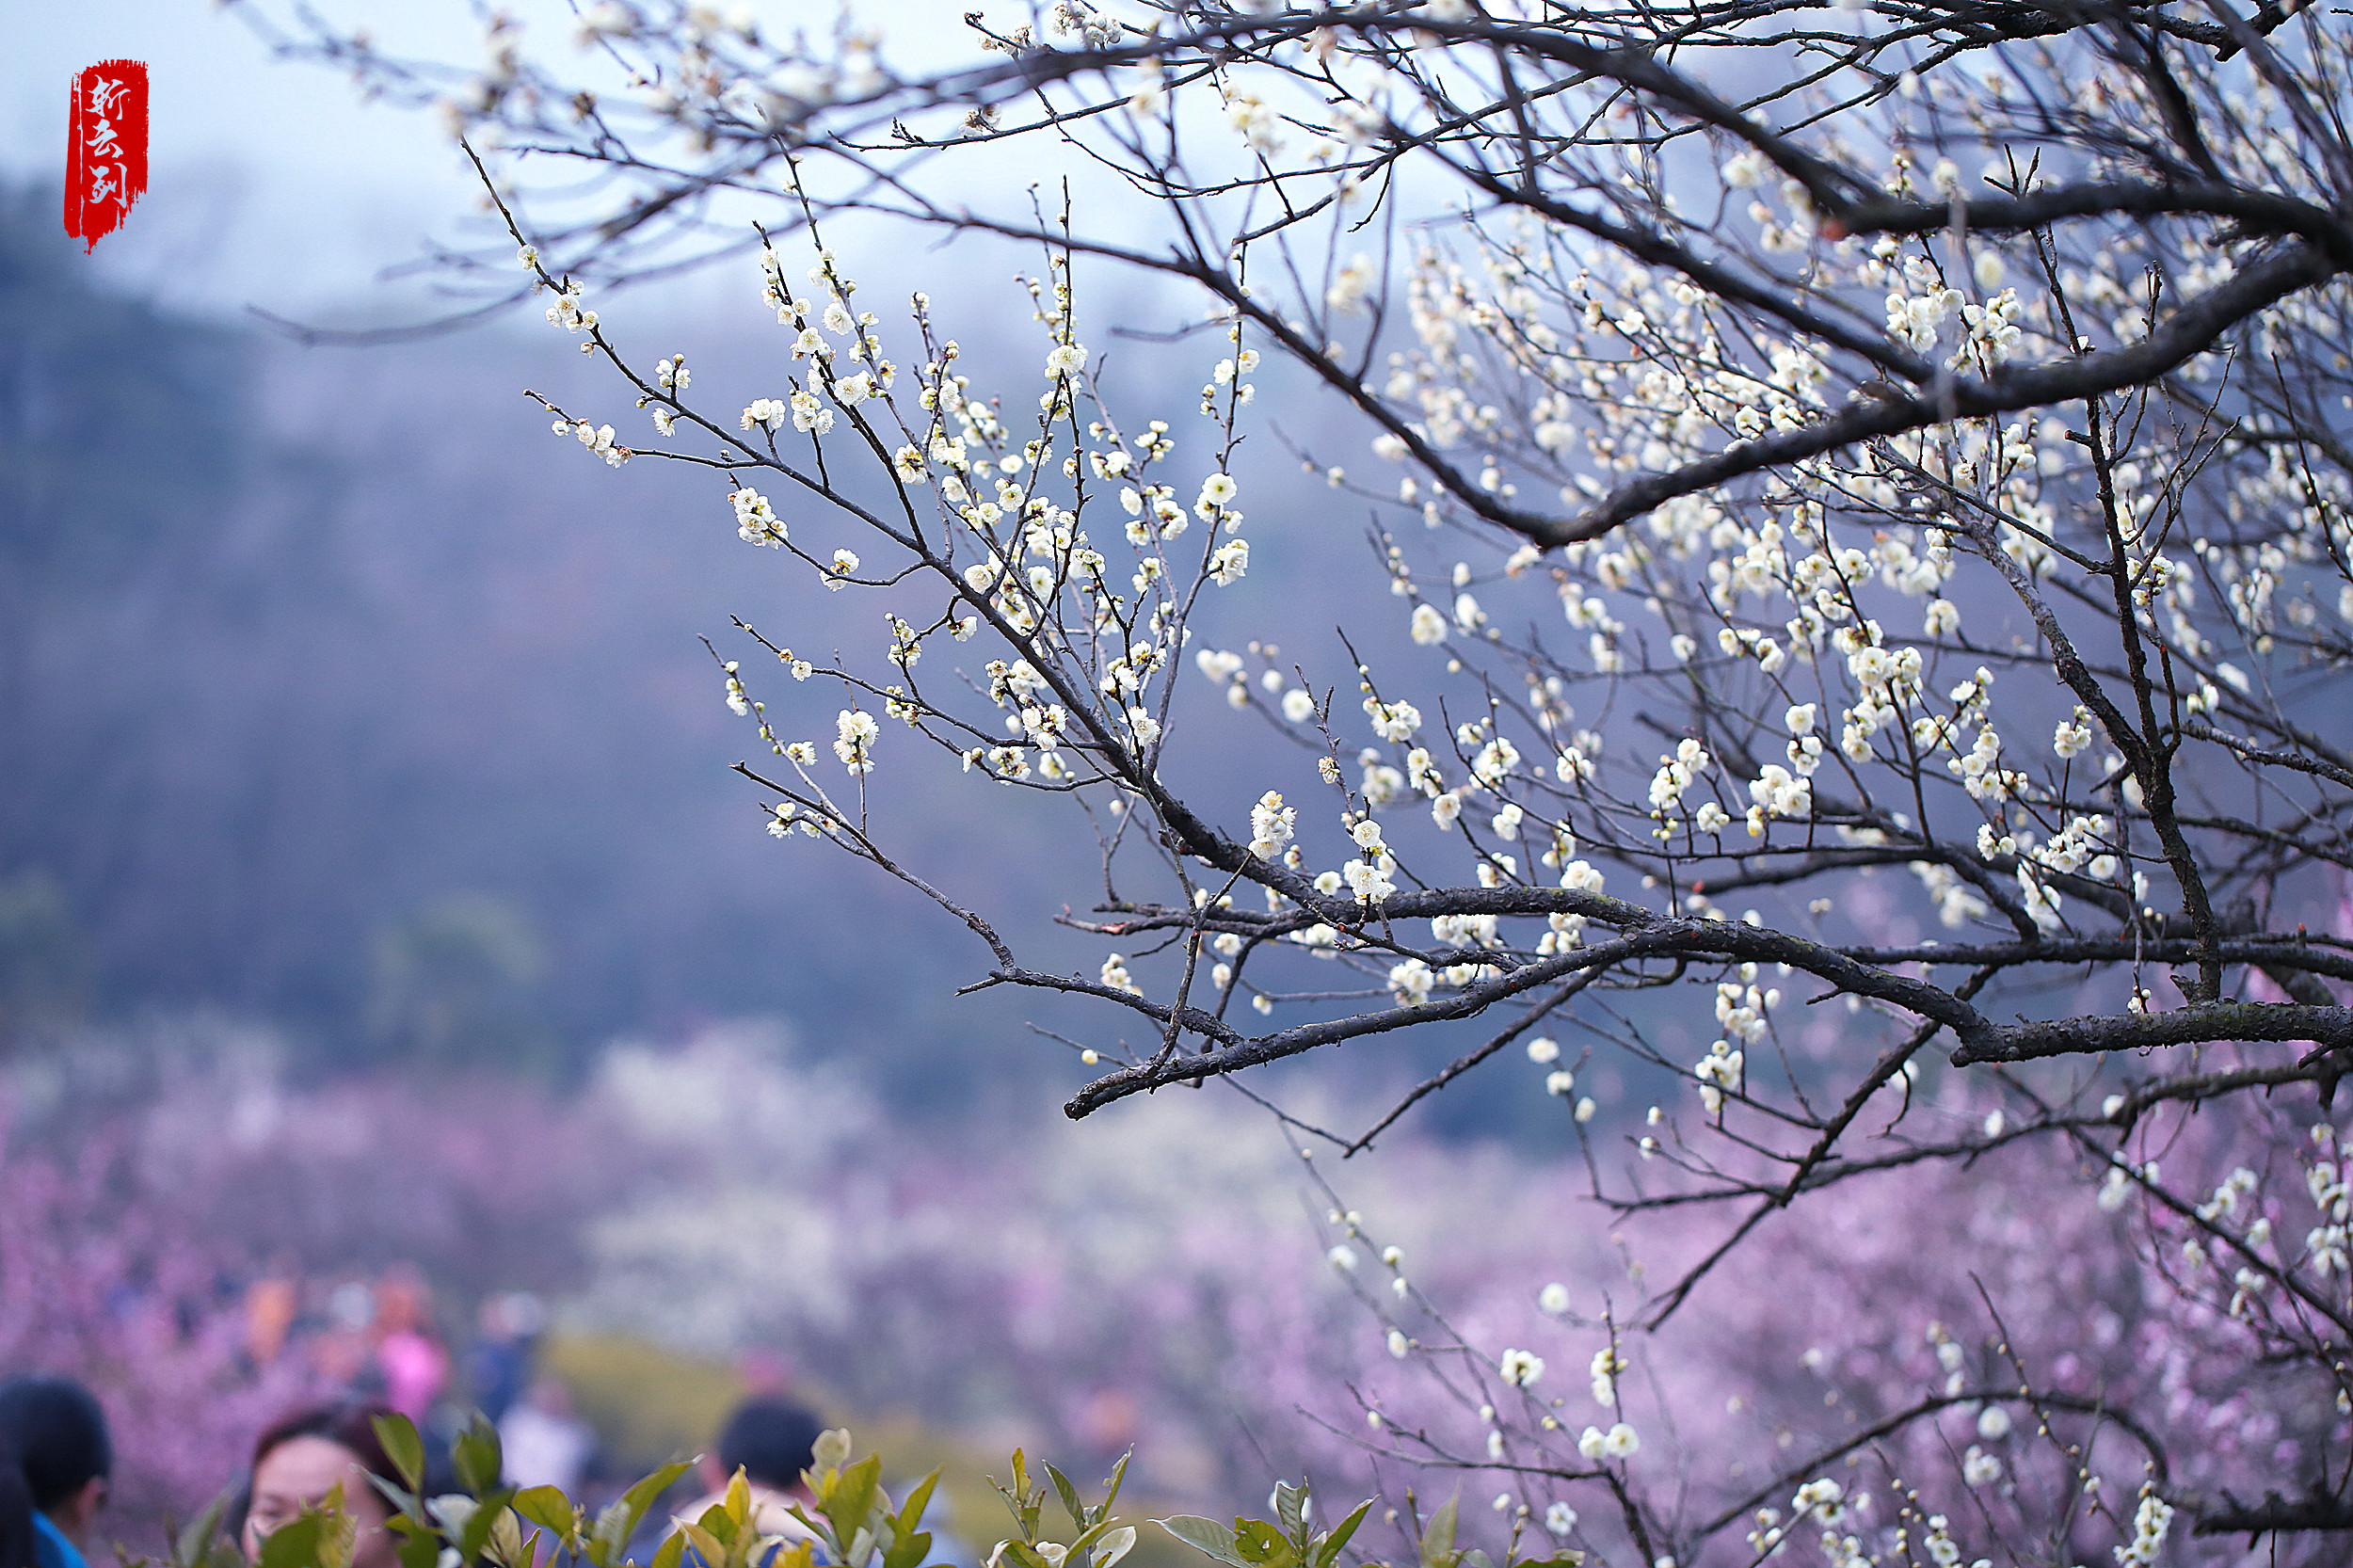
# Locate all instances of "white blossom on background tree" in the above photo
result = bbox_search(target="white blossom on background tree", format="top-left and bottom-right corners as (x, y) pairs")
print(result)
(240, 0), (2353, 1559)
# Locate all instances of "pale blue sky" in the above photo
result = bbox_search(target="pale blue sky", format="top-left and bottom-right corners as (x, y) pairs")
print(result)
(4, 3), (1069, 327)
(3, 4), (501, 315)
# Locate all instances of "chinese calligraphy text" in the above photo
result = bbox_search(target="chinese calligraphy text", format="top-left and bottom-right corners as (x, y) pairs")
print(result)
(66, 60), (149, 251)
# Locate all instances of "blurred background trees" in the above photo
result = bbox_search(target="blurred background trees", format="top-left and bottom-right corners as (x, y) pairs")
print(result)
(0, 190), (1149, 1112)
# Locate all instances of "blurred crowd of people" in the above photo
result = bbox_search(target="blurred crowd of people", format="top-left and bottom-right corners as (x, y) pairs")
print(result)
(1, 1267), (917, 1568)
(232, 1270), (602, 1496)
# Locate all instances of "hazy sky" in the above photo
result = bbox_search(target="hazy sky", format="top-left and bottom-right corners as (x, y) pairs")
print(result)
(2, 4), (505, 317)
(6, 2), (1085, 329)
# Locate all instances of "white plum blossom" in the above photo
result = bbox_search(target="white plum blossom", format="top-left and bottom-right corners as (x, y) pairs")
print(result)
(1346, 856), (1398, 903)
(1365, 696), (1422, 742)
(1577, 1423), (1640, 1460)
(790, 390), (835, 434)
(1250, 791), (1296, 860)
(731, 488), (786, 547)
(1388, 957), (1433, 1004)
(1209, 538), (1250, 585)
(2054, 708), (2093, 758)
(833, 708), (879, 774)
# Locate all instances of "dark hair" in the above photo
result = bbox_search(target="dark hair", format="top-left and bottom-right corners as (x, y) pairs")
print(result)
(0, 1378), (111, 1513)
(250, 1401), (401, 1486)
(0, 1432), (37, 1568)
(715, 1400), (823, 1491)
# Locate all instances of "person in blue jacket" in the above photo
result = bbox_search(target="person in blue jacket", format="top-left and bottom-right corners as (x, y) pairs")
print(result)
(0, 1379), (110, 1568)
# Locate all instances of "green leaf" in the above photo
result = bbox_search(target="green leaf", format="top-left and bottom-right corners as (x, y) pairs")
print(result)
(1098, 1452), (1131, 1516)
(367, 1475), (424, 1525)
(386, 1506), (442, 1568)
(488, 1504), (533, 1568)
(618, 1462), (697, 1540)
(1234, 1517), (1297, 1568)
(1158, 1517), (1249, 1568)
(388, 1519), (440, 1568)
(882, 1472), (943, 1568)
(680, 1523), (728, 1568)
(649, 1530), (686, 1568)
(1069, 1519), (1120, 1559)
(1509, 1555), (1584, 1568)
(1046, 1464), (1088, 1531)
(821, 1453), (884, 1546)
(373, 1414), (428, 1496)
(514, 1486), (577, 1540)
(257, 1513), (326, 1568)
(998, 1450), (1043, 1539)
(592, 1460), (695, 1566)
(698, 1495), (744, 1545)
(173, 1488), (235, 1568)
(1314, 1501), (1375, 1568)
(1418, 1496), (1459, 1568)
(897, 1472), (941, 1536)
(1272, 1484), (1307, 1542)
(884, 1526), (936, 1568)
(453, 1415), (504, 1497)
(460, 1491), (519, 1565)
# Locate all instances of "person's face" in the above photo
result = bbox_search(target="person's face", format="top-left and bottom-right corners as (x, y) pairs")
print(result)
(243, 1435), (398, 1568)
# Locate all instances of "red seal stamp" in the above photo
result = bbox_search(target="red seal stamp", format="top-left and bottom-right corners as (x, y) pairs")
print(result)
(65, 60), (149, 251)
